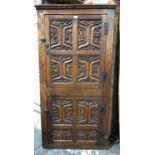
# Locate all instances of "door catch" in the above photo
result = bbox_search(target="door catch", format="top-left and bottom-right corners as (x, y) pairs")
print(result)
(104, 22), (109, 35)
(40, 36), (46, 42)
(44, 106), (48, 113)
(44, 42), (50, 49)
(101, 105), (106, 113)
(102, 70), (107, 81)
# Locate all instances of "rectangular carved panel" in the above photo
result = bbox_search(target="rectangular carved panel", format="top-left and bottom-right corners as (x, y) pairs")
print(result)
(77, 130), (97, 142)
(77, 55), (100, 83)
(47, 98), (73, 124)
(48, 129), (73, 143)
(51, 55), (73, 83)
(78, 19), (102, 50)
(77, 98), (99, 125)
(50, 20), (73, 50)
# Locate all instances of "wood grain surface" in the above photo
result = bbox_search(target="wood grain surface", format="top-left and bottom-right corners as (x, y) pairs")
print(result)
(36, 4), (116, 149)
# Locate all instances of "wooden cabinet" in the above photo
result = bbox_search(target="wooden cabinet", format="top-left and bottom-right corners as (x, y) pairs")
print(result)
(35, 4), (116, 149)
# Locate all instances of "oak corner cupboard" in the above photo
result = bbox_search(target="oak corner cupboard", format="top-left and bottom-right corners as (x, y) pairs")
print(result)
(35, 3), (116, 149)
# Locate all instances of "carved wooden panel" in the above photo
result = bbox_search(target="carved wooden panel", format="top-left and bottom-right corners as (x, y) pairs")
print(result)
(78, 19), (102, 50)
(47, 98), (73, 124)
(77, 130), (97, 142)
(77, 98), (98, 124)
(51, 55), (73, 82)
(50, 20), (73, 50)
(49, 129), (73, 142)
(77, 55), (100, 83)
(47, 97), (98, 125)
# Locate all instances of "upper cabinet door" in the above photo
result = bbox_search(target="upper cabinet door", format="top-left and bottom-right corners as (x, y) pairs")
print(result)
(44, 14), (107, 89)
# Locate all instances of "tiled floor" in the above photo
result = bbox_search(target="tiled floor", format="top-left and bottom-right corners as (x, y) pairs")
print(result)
(34, 145), (120, 155)
(34, 109), (120, 155)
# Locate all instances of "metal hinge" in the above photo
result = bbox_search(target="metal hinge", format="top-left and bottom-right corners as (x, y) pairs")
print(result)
(101, 104), (106, 113)
(104, 22), (109, 35)
(102, 70), (107, 81)
(100, 130), (104, 138)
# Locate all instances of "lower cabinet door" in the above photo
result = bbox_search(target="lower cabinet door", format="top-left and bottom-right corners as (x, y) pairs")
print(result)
(46, 97), (102, 148)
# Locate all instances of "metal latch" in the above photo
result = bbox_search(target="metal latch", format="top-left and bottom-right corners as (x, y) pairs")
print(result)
(102, 70), (107, 81)
(104, 22), (109, 35)
(101, 105), (106, 113)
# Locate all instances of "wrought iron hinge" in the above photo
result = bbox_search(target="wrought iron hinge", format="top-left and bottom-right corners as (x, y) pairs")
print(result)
(104, 22), (109, 35)
(100, 130), (104, 138)
(102, 70), (107, 81)
(101, 104), (106, 113)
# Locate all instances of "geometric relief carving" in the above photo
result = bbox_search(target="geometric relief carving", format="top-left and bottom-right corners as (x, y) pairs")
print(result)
(77, 99), (98, 125)
(77, 130), (97, 142)
(50, 20), (72, 50)
(49, 130), (73, 142)
(51, 56), (73, 82)
(76, 102), (87, 124)
(78, 20), (101, 50)
(47, 98), (73, 124)
(77, 56), (100, 83)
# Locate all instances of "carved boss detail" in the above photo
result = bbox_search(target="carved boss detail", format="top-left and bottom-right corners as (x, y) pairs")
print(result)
(50, 20), (73, 50)
(78, 19), (102, 50)
(77, 55), (100, 83)
(51, 55), (73, 82)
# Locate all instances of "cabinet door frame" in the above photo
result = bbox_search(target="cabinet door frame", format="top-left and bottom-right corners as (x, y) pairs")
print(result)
(37, 8), (115, 149)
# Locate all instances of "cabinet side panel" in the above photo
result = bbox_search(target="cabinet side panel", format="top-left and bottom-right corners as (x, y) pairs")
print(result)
(103, 9), (115, 140)
(37, 10), (49, 148)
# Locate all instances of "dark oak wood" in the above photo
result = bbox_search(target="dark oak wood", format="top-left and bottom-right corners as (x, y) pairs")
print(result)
(43, 0), (84, 4)
(109, 0), (120, 144)
(35, 4), (116, 149)
(35, 4), (116, 9)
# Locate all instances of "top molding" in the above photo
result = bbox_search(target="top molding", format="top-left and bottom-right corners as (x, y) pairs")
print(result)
(35, 4), (117, 10)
